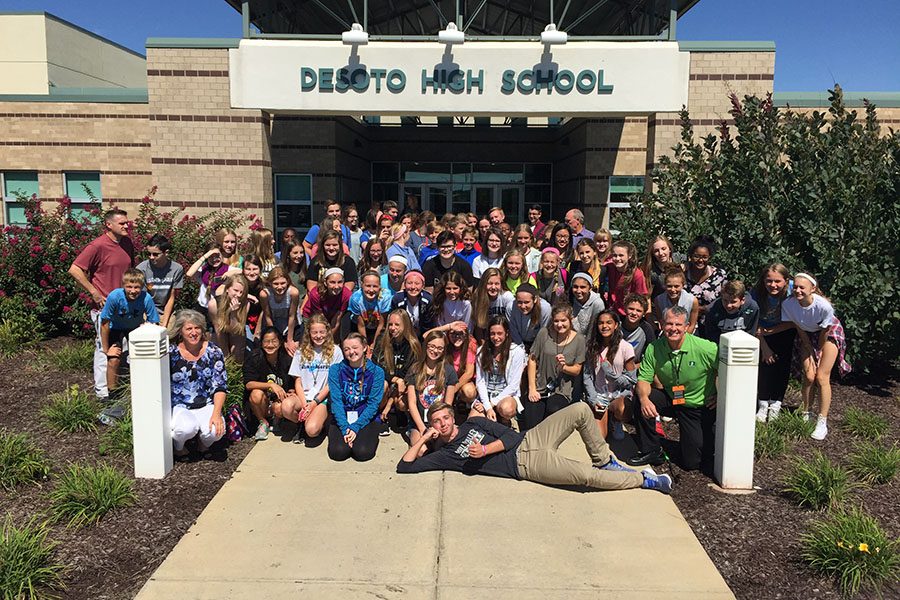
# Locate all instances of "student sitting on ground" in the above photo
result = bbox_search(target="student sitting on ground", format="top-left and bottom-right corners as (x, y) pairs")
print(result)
(703, 279), (760, 345)
(406, 330), (459, 446)
(327, 333), (386, 462)
(243, 327), (299, 441)
(475, 316), (526, 423)
(397, 400), (672, 494)
(100, 268), (160, 397)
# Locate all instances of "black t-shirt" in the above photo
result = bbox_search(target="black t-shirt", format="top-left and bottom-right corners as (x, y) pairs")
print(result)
(405, 363), (459, 422)
(306, 255), (358, 288)
(396, 417), (524, 479)
(242, 348), (295, 390)
(375, 338), (414, 380)
(422, 256), (475, 290)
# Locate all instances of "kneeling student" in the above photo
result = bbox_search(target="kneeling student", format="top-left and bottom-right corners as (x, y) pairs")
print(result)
(397, 401), (672, 494)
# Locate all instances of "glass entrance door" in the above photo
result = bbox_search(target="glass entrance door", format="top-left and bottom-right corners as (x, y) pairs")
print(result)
(499, 186), (522, 224)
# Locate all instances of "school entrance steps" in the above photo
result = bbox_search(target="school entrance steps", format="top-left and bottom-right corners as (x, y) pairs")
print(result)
(134, 432), (735, 599)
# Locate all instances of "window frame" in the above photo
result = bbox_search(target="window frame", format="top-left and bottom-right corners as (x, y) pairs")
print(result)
(2, 171), (40, 226)
(273, 173), (314, 237)
(63, 171), (102, 203)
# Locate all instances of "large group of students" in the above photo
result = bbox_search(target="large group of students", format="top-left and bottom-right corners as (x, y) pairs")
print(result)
(67, 199), (851, 494)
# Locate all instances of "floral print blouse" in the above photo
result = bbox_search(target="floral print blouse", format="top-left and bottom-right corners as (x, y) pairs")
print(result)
(169, 343), (228, 409)
(686, 265), (727, 326)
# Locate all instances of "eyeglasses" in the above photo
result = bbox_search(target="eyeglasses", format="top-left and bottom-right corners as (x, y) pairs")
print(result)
(439, 245), (455, 251)
(426, 344), (445, 351)
(148, 252), (162, 257)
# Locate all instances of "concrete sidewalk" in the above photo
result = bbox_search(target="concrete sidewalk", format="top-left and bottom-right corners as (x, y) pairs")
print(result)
(135, 431), (734, 599)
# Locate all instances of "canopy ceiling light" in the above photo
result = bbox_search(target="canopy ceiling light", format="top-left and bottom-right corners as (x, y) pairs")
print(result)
(438, 22), (465, 44)
(540, 23), (567, 45)
(342, 22), (368, 45)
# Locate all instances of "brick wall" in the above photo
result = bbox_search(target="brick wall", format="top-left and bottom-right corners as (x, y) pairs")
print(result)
(0, 102), (151, 224)
(146, 47), (272, 226)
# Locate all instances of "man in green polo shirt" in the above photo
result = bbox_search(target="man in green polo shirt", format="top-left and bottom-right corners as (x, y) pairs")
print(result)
(626, 306), (719, 471)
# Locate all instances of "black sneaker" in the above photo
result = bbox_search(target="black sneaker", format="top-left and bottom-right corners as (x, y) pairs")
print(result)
(626, 448), (666, 467)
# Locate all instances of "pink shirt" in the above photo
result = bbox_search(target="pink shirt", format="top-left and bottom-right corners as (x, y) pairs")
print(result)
(72, 234), (135, 306)
(302, 286), (351, 321)
(607, 267), (648, 315)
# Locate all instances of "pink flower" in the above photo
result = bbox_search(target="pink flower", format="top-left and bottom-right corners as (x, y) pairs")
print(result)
(59, 251), (69, 261)
(31, 244), (42, 253)
(39, 279), (48, 287)
(62, 305), (72, 313)
(41, 264), (52, 273)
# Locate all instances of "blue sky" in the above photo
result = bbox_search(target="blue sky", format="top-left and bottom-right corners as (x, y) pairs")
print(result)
(4, 0), (899, 91)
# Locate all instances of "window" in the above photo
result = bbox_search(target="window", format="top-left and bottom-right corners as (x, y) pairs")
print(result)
(274, 174), (313, 237)
(2, 171), (39, 226)
(64, 171), (102, 221)
(608, 176), (645, 233)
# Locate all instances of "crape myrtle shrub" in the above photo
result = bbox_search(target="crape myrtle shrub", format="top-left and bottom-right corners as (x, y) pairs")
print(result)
(613, 86), (900, 370)
(0, 187), (259, 337)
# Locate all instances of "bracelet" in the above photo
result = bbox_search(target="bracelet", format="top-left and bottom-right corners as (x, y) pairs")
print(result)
(481, 444), (487, 456)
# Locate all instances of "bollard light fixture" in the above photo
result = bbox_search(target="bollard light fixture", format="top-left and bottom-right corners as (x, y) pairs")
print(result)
(540, 23), (567, 45)
(342, 22), (369, 45)
(438, 21), (465, 44)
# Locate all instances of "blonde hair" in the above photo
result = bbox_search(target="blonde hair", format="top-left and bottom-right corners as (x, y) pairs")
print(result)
(215, 274), (250, 335)
(248, 228), (275, 266)
(299, 313), (336, 364)
(415, 330), (449, 393)
(377, 310), (422, 375)
(215, 228), (240, 265)
(121, 268), (146, 287)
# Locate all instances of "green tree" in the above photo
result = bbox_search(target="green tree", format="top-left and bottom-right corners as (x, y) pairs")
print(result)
(614, 86), (900, 370)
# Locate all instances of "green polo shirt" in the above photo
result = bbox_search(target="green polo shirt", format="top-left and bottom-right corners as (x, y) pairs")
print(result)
(638, 334), (718, 408)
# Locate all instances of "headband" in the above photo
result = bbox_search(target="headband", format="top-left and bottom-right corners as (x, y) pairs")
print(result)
(324, 267), (344, 279)
(404, 270), (425, 284)
(392, 224), (409, 242)
(571, 272), (593, 286)
(388, 254), (409, 267)
(516, 282), (538, 296)
(794, 272), (817, 288)
(541, 247), (561, 256)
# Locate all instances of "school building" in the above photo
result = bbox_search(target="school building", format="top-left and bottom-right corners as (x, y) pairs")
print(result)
(0, 4), (898, 233)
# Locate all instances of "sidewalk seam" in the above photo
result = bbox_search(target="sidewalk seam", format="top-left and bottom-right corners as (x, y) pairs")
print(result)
(432, 471), (446, 600)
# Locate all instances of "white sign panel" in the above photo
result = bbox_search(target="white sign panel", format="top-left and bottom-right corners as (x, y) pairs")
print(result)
(230, 39), (689, 116)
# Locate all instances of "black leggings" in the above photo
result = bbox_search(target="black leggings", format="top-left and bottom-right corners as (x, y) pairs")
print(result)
(520, 394), (571, 432)
(758, 329), (796, 403)
(634, 388), (715, 472)
(327, 420), (380, 462)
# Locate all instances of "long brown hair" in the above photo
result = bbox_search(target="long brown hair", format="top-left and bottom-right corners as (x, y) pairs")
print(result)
(611, 241), (639, 291)
(358, 238), (387, 274)
(479, 315), (512, 374)
(248, 228), (275, 266)
(299, 313), (336, 365)
(280, 239), (308, 283)
(471, 268), (502, 332)
(753, 262), (792, 303)
(431, 270), (470, 323)
(415, 330), (449, 393)
(586, 310), (623, 372)
(641, 235), (675, 282)
(377, 309), (422, 375)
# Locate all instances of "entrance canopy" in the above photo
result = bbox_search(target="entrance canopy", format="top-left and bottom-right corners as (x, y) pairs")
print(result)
(225, 0), (698, 37)
(229, 39), (690, 116)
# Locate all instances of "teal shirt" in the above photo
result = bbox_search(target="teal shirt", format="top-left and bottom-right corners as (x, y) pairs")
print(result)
(638, 334), (718, 408)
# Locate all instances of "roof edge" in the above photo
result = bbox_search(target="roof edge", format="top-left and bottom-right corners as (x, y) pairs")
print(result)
(0, 11), (146, 59)
(678, 41), (775, 52)
(0, 87), (149, 104)
(146, 38), (241, 49)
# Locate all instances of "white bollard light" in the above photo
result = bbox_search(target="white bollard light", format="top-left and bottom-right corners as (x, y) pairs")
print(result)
(714, 330), (760, 490)
(128, 323), (173, 479)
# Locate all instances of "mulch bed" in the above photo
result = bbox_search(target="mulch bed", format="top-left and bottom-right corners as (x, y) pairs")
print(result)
(0, 338), (252, 600)
(660, 369), (900, 600)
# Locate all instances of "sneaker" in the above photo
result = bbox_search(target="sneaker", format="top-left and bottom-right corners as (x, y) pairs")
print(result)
(254, 422), (269, 441)
(174, 446), (190, 458)
(378, 418), (391, 437)
(661, 416), (673, 423)
(756, 401), (769, 423)
(641, 468), (673, 494)
(292, 428), (305, 445)
(767, 401), (782, 421)
(610, 419), (625, 441)
(596, 456), (636, 473)
(811, 416), (828, 441)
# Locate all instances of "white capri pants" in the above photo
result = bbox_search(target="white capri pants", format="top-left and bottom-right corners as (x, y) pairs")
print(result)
(171, 403), (224, 451)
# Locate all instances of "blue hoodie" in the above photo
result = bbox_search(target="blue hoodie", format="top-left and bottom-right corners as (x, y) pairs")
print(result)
(328, 359), (385, 433)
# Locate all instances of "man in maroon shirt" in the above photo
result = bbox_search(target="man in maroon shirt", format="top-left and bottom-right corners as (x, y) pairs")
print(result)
(68, 209), (134, 401)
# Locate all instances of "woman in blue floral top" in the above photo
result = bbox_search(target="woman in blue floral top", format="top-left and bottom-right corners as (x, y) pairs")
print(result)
(168, 309), (228, 457)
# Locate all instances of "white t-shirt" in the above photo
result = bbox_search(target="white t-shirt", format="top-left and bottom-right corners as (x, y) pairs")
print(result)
(472, 255), (503, 278)
(590, 342), (636, 396)
(489, 292), (514, 318)
(780, 295), (835, 333)
(439, 299), (472, 328)
(288, 346), (344, 398)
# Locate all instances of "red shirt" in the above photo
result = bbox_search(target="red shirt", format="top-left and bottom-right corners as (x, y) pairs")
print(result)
(72, 234), (135, 306)
(606, 267), (648, 315)
(302, 286), (352, 321)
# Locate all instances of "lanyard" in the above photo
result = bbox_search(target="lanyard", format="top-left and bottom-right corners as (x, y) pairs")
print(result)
(670, 351), (685, 386)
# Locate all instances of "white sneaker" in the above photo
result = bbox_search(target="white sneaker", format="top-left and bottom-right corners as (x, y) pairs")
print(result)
(610, 419), (625, 441)
(811, 416), (828, 440)
(756, 401), (769, 423)
(767, 401), (782, 421)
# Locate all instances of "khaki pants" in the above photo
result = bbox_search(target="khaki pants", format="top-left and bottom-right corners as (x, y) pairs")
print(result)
(517, 403), (643, 490)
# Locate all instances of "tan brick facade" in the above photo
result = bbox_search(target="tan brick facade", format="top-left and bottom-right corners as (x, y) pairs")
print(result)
(2, 42), (897, 231)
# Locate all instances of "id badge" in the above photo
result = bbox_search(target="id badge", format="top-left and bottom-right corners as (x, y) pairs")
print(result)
(347, 410), (359, 425)
(671, 385), (686, 405)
